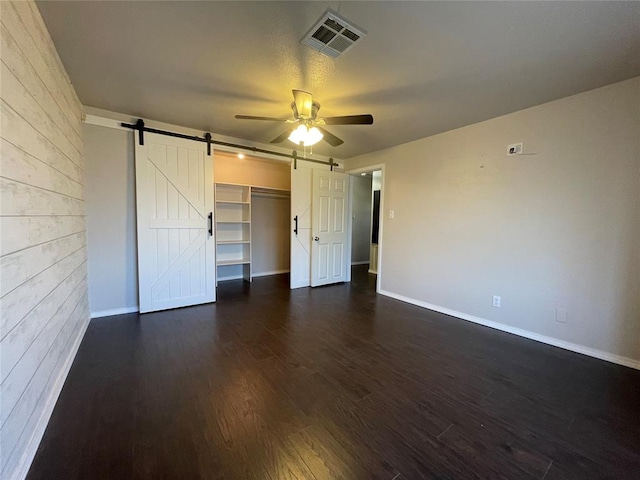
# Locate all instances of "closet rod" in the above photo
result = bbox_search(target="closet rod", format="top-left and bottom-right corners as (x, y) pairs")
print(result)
(251, 192), (291, 199)
(251, 186), (291, 194)
(121, 119), (336, 168)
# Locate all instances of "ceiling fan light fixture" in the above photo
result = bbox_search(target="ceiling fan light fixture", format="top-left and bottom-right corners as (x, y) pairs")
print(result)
(288, 124), (323, 146)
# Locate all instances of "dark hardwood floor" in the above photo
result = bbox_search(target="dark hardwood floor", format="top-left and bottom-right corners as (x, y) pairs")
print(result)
(27, 266), (640, 479)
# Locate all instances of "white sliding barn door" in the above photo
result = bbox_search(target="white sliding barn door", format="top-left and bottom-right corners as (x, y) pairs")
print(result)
(290, 161), (314, 289)
(135, 132), (215, 313)
(311, 169), (349, 286)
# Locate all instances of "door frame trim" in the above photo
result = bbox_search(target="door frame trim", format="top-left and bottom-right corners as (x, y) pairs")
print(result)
(346, 163), (385, 293)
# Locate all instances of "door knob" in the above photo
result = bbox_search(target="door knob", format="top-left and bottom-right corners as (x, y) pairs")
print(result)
(313, 236), (320, 241)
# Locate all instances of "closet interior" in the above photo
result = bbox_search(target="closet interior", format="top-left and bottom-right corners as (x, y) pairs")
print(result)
(214, 151), (291, 283)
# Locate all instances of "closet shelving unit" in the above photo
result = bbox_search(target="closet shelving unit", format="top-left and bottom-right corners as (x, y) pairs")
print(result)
(215, 182), (291, 283)
(215, 183), (252, 282)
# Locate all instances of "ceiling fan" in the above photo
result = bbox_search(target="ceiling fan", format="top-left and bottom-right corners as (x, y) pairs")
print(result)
(235, 90), (373, 147)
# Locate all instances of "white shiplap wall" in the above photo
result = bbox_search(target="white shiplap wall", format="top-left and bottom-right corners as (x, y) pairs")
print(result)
(0, 2), (90, 479)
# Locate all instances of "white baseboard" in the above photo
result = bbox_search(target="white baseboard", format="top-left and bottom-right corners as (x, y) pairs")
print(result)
(252, 269), (289, 278)
(351, 261), (369, 266)
(378, 289), (640, 371)
(91, 306), (139, 318)
(13, 314), (90, 480)
(217, 274), (244, 282)
(219, 270), (289, 282)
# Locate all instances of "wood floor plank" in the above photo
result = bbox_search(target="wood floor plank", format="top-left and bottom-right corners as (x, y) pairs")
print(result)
(26, 266), (640, 479)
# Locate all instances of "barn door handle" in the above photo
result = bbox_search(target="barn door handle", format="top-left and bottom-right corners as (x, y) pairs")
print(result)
(208, 212), (213, 236)
(293, 215), (298, 236)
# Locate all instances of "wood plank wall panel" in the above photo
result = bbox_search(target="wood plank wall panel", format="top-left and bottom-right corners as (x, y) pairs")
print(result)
(0, 2), (90, 479)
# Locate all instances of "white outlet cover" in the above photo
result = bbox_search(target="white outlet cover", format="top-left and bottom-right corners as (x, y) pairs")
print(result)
(492, 295), (501, 307)
(507, 143), (523, 156)
(389, 210), (395, 219)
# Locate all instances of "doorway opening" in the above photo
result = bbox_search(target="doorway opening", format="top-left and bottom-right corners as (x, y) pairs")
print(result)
(347, 166), (384, 292)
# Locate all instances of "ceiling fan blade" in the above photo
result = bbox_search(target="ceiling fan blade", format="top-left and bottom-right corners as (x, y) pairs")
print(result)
(235, 115), (287, 122)
(316, 126), (344, 147)
(292, 90), (313, 118)
(322, 114), (374, 125)
(270, 129), (292, 144)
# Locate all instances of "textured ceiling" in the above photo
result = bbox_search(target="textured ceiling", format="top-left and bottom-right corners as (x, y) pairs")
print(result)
(37, 1), (640, 159)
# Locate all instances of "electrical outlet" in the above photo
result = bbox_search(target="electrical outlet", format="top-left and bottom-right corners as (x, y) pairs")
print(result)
(555, 308), (568, 323)
(507, 143), (523, 156)
(389, 210), (395, 219)
(492, 296), (501, 308)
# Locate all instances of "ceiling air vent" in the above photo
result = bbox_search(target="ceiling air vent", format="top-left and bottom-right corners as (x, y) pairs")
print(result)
(301, 10), (366, 59)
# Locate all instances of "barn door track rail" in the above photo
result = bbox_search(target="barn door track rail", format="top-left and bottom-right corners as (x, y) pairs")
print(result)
(121, 119), (336, 169)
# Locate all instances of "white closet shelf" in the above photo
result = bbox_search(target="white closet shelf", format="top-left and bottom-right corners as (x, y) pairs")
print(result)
(217, 259), (250, 266)
(216, 240), (250, 245)
(214, 183), (255, 283)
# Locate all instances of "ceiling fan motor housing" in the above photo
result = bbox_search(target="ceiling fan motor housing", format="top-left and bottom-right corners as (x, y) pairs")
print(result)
(292, 101), (321, 121)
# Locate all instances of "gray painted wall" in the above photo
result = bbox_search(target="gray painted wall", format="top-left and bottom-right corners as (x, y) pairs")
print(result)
(351, 175), (372, 264)
(347, 77), (640, 367)
(251, 193), (290, 275)
(84, 124), (138, 314)
(0, 2), (89, 478)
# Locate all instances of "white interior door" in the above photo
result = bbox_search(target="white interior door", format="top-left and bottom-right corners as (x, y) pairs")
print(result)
(290, 161), (313, 289)
(135, 132), (215, 313)
(311, 169), (349, 286)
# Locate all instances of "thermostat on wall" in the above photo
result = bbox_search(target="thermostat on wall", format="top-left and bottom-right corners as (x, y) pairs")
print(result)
(507, 143), (523, 156)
